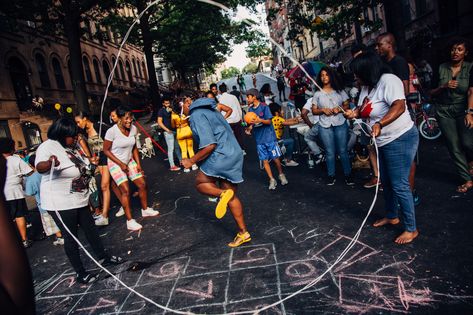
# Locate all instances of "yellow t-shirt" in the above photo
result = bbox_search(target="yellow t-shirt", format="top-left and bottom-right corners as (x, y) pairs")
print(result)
(272, 116), (285, 140)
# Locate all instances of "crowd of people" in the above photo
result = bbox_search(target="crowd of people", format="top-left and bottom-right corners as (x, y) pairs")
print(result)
(1, 33), (472, 286)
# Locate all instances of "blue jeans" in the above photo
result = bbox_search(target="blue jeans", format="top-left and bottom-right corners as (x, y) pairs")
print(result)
(318, 123), (351, 177)
(304, 124), (322, 155)
(378, 126), (419, 232)
(164, 131), (181, 167)
(281, 138), (294, 160)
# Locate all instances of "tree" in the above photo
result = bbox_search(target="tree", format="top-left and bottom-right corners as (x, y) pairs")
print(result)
(108, 0), (263, 91)
(242, 62), (258, 74)
(0, 0), (117, 112)
(269, 0), (383, 44)
(246, 32), (272, 71)
(221, 67), (240, 79)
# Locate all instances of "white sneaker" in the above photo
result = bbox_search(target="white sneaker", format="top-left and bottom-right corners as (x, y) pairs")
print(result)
(191, 164), (198, 171)
(53, 237), (64, 246)
(127, 219), (142, 231)
(209, 197), (218, 202)
(95, 215), (109, 226)
(285, 160), (299, 167)
(141, 207), (160, 217)
(184, 168), (191, 173)
(279, 173), (289, 185)
(115, 207), (125, 217)
(269, 178), (277, 190)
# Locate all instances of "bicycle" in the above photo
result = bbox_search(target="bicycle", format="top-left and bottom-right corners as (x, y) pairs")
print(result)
(407, 93), (441, 140)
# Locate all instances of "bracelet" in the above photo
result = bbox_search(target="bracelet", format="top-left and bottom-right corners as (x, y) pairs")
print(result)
(374, 121), (383, 129)
(466, 108), (473, 114)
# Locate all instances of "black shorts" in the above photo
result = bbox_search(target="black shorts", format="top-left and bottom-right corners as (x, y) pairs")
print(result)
(98, 151), (108, 166)
(6, 198), (28, 219)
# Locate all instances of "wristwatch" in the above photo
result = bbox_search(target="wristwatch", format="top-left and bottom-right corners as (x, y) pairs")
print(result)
(466, 108), (473, 114)
(374, 121), (383, 129)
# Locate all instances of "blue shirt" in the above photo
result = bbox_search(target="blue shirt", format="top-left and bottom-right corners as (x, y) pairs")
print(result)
(249, 103), (277, 145)
(189, 98), (243, 184)
(25, 171), (45, 213)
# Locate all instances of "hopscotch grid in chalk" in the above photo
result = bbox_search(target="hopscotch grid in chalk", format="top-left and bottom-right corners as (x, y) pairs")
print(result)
(116, 270), (147, 314)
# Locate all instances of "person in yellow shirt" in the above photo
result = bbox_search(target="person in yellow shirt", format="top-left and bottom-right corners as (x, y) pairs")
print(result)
(269, 102), (301, 167)
(172, 99), (198, 173)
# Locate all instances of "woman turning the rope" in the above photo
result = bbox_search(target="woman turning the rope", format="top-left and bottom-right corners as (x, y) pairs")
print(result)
(345, 52), (420, 244)
(35, 118), (122, 284)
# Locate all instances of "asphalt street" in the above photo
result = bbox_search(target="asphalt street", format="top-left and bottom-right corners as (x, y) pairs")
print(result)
(219, 73), (291, 104)
(26, 112), (473, 314)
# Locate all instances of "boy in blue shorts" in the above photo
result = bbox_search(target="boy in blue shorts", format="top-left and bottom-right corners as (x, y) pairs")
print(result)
(246, 89), (288, 190)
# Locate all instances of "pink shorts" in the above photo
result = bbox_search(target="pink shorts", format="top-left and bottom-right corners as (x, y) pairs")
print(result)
(108, 159), (143, 186)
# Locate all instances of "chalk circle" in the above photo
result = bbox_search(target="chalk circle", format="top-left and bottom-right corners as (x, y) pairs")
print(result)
(159, 261), (181, 278)
(247, 247), (270, 260)
(285, 261), (317, 279)
(54, 103), (61, 110)
(66, 107), (73, 113)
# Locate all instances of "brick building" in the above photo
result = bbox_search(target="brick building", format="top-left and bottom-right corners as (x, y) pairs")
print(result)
(0, 15), (149, 150)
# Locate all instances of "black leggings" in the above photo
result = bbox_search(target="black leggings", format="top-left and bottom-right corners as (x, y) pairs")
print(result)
(49, 207), (107, 275)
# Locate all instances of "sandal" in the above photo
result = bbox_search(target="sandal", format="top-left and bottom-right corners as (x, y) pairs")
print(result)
(215, 189), (234, 219)
(456, 181), (473, 193)
(228, 231), (251, 248)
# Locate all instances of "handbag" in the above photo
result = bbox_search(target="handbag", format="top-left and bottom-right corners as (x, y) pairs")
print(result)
(65, 148), (96, 193)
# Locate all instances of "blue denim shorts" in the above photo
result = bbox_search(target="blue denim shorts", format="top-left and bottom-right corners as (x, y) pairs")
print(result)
(257, 141), (282, 161)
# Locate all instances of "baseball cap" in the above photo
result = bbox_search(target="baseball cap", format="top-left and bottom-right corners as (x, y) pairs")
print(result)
(246, 88), (259, 96)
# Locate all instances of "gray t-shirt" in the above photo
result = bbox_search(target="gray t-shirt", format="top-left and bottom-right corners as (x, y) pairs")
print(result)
(312, 90), (349, 128)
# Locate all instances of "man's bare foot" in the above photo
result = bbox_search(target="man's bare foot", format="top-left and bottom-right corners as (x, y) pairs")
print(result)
(394, 230), (419, 244)
(373, 217), (400, 227)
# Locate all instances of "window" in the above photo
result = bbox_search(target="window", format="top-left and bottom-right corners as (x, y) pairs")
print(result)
(142, 61), (148, 81)
(93, 59), (102, 84)
(132, 59), (138, 79)
(402, 0), (412, 23)
(82, 56), (93, 82)
(0, 121), (11, 138)
(102, 60), (113, 88)
(118, 59), (126, 82)
(51, 58), (66, 89)
(35, 54), (51, 88)
(137, 61), (142, 78)
(67, 59), (73, 83)
(372, 6), (379, 21)
(112, 57), (120, 80)
(126, 61), (133, 83)
(415, 0), (428, 17)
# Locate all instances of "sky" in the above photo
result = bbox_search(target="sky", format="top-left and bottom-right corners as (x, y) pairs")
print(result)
(223, 4), (270, 71)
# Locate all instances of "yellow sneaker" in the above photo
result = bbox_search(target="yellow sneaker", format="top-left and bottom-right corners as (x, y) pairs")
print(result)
(215, 189), (234, 219)
(228, 231), (251, 247)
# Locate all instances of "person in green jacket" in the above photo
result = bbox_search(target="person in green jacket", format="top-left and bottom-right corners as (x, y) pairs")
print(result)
(431, 38), (473, 193)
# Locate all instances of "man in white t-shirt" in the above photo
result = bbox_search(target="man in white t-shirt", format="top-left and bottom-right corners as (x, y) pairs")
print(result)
(0, 138), (33, 248)
(300, 97), (323, 164)
(218, 83), (245, 152)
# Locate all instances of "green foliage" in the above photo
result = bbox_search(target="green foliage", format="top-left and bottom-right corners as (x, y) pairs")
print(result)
(221, 66), (241, 79)
(245, 32), (272, 58)
(268, 0), (383, 43)
(242, 62), (258, 74)
(108, 0), (263, 78)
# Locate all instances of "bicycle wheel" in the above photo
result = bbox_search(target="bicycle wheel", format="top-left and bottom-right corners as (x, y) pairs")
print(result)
(419, 117), (441, 140)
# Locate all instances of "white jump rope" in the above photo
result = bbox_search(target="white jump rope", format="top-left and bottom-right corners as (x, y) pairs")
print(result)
(52, 1), (381, 314)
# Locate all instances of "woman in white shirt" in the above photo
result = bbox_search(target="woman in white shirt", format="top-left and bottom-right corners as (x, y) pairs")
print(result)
(35, 118), (122, 284)
(345, 52), (419, 245)
(103, 106), (159, 231)
(312, 67), (353, 186)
